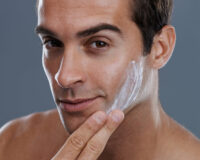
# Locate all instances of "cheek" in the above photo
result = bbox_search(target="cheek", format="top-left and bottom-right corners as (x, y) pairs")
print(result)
(42, 55), (51, 81)
(104, 63), (125, 92)
(88, 55), (129, 105)
(42, 55), (53, 82)
(43, 50), (63, 77)
(42, 54), (60, 91)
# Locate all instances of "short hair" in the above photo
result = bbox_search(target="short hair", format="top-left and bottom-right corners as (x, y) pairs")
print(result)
(130, 0), (173, 55)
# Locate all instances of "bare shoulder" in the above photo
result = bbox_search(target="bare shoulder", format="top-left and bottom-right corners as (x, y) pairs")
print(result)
(160, 118), (200, 160)
(0, 109), (68, 160)
(177, 126), (200, 160)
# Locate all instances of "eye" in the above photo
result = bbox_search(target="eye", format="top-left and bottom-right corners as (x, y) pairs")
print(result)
(85, 38), (111, 54)
(43, 38), (63, 49)
(90, 40), (108, 49)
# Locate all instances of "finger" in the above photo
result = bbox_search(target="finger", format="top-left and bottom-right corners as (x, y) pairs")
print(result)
(77, 110), (124, 160)
(52, 111), (107, 160)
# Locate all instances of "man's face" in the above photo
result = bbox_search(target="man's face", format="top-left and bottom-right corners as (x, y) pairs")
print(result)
(37, 0), (144, 133)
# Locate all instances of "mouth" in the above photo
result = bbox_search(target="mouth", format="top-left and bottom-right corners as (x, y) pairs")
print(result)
(58, 97), (100, 112)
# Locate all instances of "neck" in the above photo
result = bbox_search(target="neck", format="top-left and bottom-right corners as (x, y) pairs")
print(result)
(100, 99), (169, 160)
(99, 71), (170, 160)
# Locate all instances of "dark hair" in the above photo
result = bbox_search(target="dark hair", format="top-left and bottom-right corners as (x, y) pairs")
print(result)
(130, 0), (173, 55)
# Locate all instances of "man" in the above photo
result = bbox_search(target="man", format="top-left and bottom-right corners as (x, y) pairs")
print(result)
(0, 0), (200, 159)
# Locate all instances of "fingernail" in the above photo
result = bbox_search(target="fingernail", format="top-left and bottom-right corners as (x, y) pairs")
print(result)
(111, 111), (124, 123)
(93, 112), (106, 124)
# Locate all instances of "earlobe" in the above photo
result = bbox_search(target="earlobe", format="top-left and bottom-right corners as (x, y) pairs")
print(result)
(148, 25), (176, 69)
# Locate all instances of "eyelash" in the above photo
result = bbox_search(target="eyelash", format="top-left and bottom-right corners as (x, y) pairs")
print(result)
(42, 37), (110, 52)
(87, 40), (109, 49)
(43, 39), (63, 48)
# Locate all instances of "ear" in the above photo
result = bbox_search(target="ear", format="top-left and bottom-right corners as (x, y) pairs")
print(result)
(148, 25), (176, 69)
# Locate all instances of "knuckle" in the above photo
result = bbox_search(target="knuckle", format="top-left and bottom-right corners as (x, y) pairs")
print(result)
(85, 120), (99, 133)
(105, 123), (115, 133)
(68, 135), (85, 151)
(87, 140), (103, 154)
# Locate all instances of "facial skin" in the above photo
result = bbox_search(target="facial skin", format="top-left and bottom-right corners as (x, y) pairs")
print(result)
(36, 0), (148, 133)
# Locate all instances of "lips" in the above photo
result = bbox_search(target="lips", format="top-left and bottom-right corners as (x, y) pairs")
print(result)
(59, 97), (99, 112)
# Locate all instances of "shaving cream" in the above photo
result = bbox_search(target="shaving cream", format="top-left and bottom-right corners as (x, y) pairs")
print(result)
(107, 59), (144, 113)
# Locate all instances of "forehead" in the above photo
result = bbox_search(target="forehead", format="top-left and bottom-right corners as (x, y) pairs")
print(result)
(37, 0), (131, 34)
(38, 0), (130, 15)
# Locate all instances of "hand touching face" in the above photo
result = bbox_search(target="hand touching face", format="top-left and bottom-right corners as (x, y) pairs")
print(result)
(52, 110), (124, 160)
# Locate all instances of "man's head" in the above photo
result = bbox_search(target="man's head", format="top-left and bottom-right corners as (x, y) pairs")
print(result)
(36, 0), (175, 133)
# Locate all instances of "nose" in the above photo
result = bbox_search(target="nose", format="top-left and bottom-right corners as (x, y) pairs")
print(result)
(55, 48), (86, 89)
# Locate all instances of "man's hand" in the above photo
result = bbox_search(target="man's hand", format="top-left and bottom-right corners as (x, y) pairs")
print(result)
(52, 110), (124, 160)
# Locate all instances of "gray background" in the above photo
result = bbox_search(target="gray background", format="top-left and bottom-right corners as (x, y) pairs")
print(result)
(0, 0), (200, 138)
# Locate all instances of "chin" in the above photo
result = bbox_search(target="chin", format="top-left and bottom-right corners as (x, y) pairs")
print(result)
(62, 113), (88, 134)
(56, 100), (106, 134)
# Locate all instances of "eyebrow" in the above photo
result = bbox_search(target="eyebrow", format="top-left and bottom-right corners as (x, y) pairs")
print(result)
(35, 26), (57, 37)
(77, 23), (122, 38)
(35, 23), (122, 38)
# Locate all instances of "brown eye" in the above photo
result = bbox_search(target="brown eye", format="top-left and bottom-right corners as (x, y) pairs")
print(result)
(90, 41), (108, 48)
(43, 39), (63, 49)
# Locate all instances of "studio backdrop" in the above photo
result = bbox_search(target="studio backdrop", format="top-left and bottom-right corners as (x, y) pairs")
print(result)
(1, 0), (200, 138)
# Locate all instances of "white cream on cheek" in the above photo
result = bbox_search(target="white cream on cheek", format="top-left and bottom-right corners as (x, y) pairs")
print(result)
(107, 58), (144, 113)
